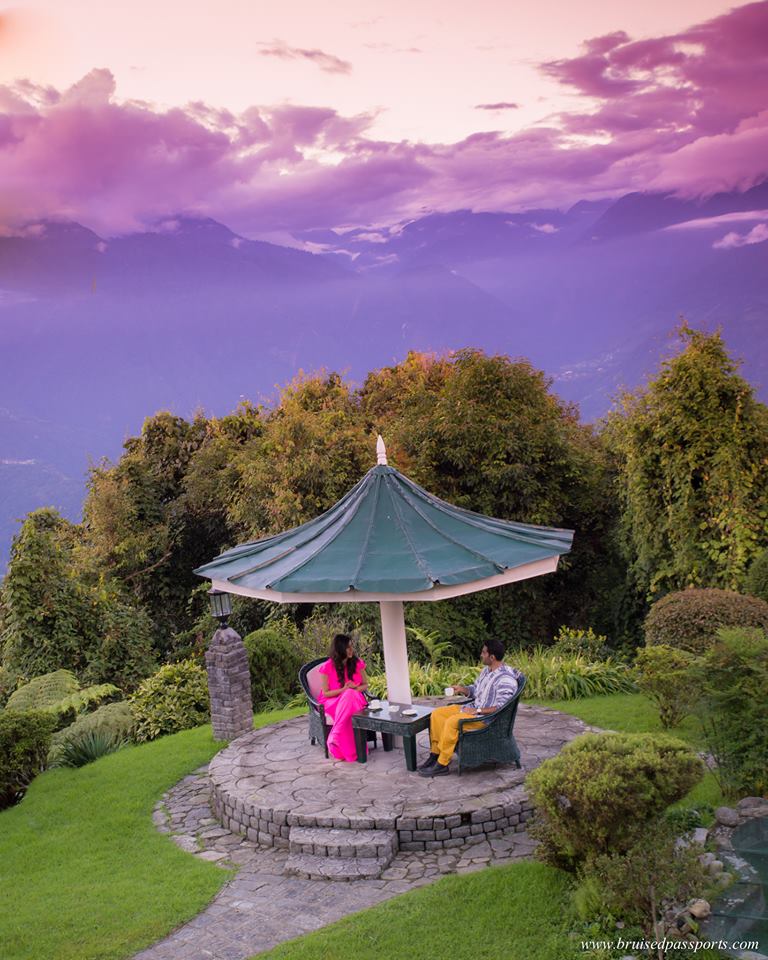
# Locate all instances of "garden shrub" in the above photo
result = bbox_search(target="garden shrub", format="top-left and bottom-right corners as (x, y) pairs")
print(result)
(243, 620), (305, 706)
(49, 701), (135, 763)
(130, 660), (210, 742)
(0, 666), (20, 708)
(52, 729), (126, 768)
(576, 819), (708, 943)
(296, 608), (380, 666)
(6, 671), (120, 730)
(527, 732), (703, 869)
(551, 626), (608, 661)
(696, 627), (768, 798)
(644, 588), (768, 654)
(745, 548), (768, 603)
(634, 645), (699, 728)
(366, 661), (478, 699)
(364, 650), (636, 701)
(511, 647), (636, 700)
(405, 626), (453, 666)
(83, 599), (158, 691)
(0, 710), (57, 808)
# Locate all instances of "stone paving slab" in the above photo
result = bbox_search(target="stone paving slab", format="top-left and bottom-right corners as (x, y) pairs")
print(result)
(209, 704), (593, 848)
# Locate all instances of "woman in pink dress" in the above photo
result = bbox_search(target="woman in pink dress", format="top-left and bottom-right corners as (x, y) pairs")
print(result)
(318, 634), (369, 762)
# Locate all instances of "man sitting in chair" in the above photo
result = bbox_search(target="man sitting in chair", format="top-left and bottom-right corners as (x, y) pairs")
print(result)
(418, 638), (519, 777)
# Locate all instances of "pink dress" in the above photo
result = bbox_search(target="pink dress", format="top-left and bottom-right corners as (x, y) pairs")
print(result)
(318, 658), (368, 762)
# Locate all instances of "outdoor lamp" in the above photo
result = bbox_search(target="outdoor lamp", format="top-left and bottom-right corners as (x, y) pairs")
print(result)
(208, 589), (232, 627)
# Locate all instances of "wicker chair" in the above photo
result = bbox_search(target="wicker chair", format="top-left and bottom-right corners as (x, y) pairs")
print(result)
(455, 674), (526, 775)
(298, 658), (377, 759)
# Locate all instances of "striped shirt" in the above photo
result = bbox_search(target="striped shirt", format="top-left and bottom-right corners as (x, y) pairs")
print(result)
(467, 665), (519, 710)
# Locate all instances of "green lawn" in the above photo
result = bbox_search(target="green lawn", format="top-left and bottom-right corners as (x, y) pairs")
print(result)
(256, 861), (579, 960)
(0, 708), (303, 960)
(531, 691), (704, 744)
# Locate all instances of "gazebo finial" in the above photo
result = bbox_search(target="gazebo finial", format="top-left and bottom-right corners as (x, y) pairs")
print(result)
(376, 435), (388, 465)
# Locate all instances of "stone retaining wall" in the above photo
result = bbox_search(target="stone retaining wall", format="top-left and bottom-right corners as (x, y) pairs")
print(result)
(210, 780), (534, 853)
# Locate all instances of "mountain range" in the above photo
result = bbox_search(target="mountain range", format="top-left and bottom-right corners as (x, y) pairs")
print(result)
(1, 182), (767, 569)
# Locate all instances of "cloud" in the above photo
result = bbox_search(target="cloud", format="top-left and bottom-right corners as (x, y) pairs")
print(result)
(713, 222), (768, 248)
(0, 3), (767, 236)
(474, 102), (519, 111)
(256, 40), (352, 75)
(665, 208), (768, 230)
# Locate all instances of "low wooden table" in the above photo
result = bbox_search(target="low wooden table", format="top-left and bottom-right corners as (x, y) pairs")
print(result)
(351, 702), (434, 771)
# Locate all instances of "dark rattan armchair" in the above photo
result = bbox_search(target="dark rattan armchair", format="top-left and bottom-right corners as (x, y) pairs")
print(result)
(455, 674), (526, 775)
(298, 658), (376, 759)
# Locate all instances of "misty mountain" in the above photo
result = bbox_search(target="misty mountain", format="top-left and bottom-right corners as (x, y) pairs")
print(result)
(1, 187), (766, 568)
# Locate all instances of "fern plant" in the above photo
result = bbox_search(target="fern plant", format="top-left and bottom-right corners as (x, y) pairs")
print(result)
(405, 627), (453, 667)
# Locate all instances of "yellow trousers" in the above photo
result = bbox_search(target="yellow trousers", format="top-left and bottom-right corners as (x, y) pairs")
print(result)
(429, 704), (484, 766)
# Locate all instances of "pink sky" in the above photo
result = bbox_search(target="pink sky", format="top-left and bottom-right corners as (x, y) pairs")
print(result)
(1, 0), (767, 238)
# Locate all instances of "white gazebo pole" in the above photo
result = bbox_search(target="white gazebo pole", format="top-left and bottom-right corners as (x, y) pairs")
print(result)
(375, 436), (412, 705)
(379, 600), (412, 705)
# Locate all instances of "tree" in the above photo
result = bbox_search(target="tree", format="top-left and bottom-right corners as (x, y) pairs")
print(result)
(604, 325), (768, 598)
(228, 372), (371, 536)
(0, 509), (155, 689)
(362, 350), (621, 646)
(82, 410), (244, 650)
(1, 509), (100, 681)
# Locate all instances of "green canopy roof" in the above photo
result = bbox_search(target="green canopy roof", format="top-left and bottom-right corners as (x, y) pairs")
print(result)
(195, 463), (574, 598)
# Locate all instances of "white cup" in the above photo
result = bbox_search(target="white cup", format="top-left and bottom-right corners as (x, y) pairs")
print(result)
(444, 686), (455, 697)
(370, 699), (382, 708)
(389, 704), (399, 713)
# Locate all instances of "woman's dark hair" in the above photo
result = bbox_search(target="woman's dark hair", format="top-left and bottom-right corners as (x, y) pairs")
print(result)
(330, 633), (358, 686)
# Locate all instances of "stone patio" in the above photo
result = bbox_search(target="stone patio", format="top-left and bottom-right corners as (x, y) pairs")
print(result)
(134, 703), (596, 960)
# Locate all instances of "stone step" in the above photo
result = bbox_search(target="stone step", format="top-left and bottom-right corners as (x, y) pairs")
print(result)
(284, 852), (392, 881)
(289, 825), (398, 860)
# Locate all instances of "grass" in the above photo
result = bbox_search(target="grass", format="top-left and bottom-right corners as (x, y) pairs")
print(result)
(531, 691), (704, 745)
(255, 861), (579, 960)
(0, 707), (303, 960)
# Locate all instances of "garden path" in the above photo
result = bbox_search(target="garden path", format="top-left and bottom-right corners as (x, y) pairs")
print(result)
(134, 704), (593, 960)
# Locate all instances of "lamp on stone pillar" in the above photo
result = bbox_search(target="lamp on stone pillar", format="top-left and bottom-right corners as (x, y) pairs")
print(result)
(204, 589), (253, 741)
(208, 589), (232, 626)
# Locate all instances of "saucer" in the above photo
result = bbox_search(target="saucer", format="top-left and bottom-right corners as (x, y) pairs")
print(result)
(368, 703), (383, 711)
(402, 708), (418, 716)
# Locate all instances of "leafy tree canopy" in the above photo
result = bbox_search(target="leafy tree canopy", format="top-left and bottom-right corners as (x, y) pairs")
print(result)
(604, 324), (768, 597)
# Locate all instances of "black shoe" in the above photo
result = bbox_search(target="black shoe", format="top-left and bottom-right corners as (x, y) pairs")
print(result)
(419, 761), (451, 777)
(417, 753), (439, 771)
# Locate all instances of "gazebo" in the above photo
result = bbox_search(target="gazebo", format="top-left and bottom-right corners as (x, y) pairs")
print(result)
(195, 438), (574, 706)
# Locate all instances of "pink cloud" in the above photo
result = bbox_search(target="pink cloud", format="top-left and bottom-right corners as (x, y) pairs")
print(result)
(0, 3), (767, 236)
(256, 40), (352, 75)
(475, 102), (519, 111)
(713, 222), (768, 248)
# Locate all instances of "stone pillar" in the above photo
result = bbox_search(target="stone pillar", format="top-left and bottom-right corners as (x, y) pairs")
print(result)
(205, 625), (253, 741)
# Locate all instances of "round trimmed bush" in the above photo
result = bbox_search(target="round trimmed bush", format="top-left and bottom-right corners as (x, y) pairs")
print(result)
(745, 549), (768, 603)
(130, 660), (210, 742)
(644, 588), (768, 654)
(243, 621), (303, 707)
(527, 732), (703, 869)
